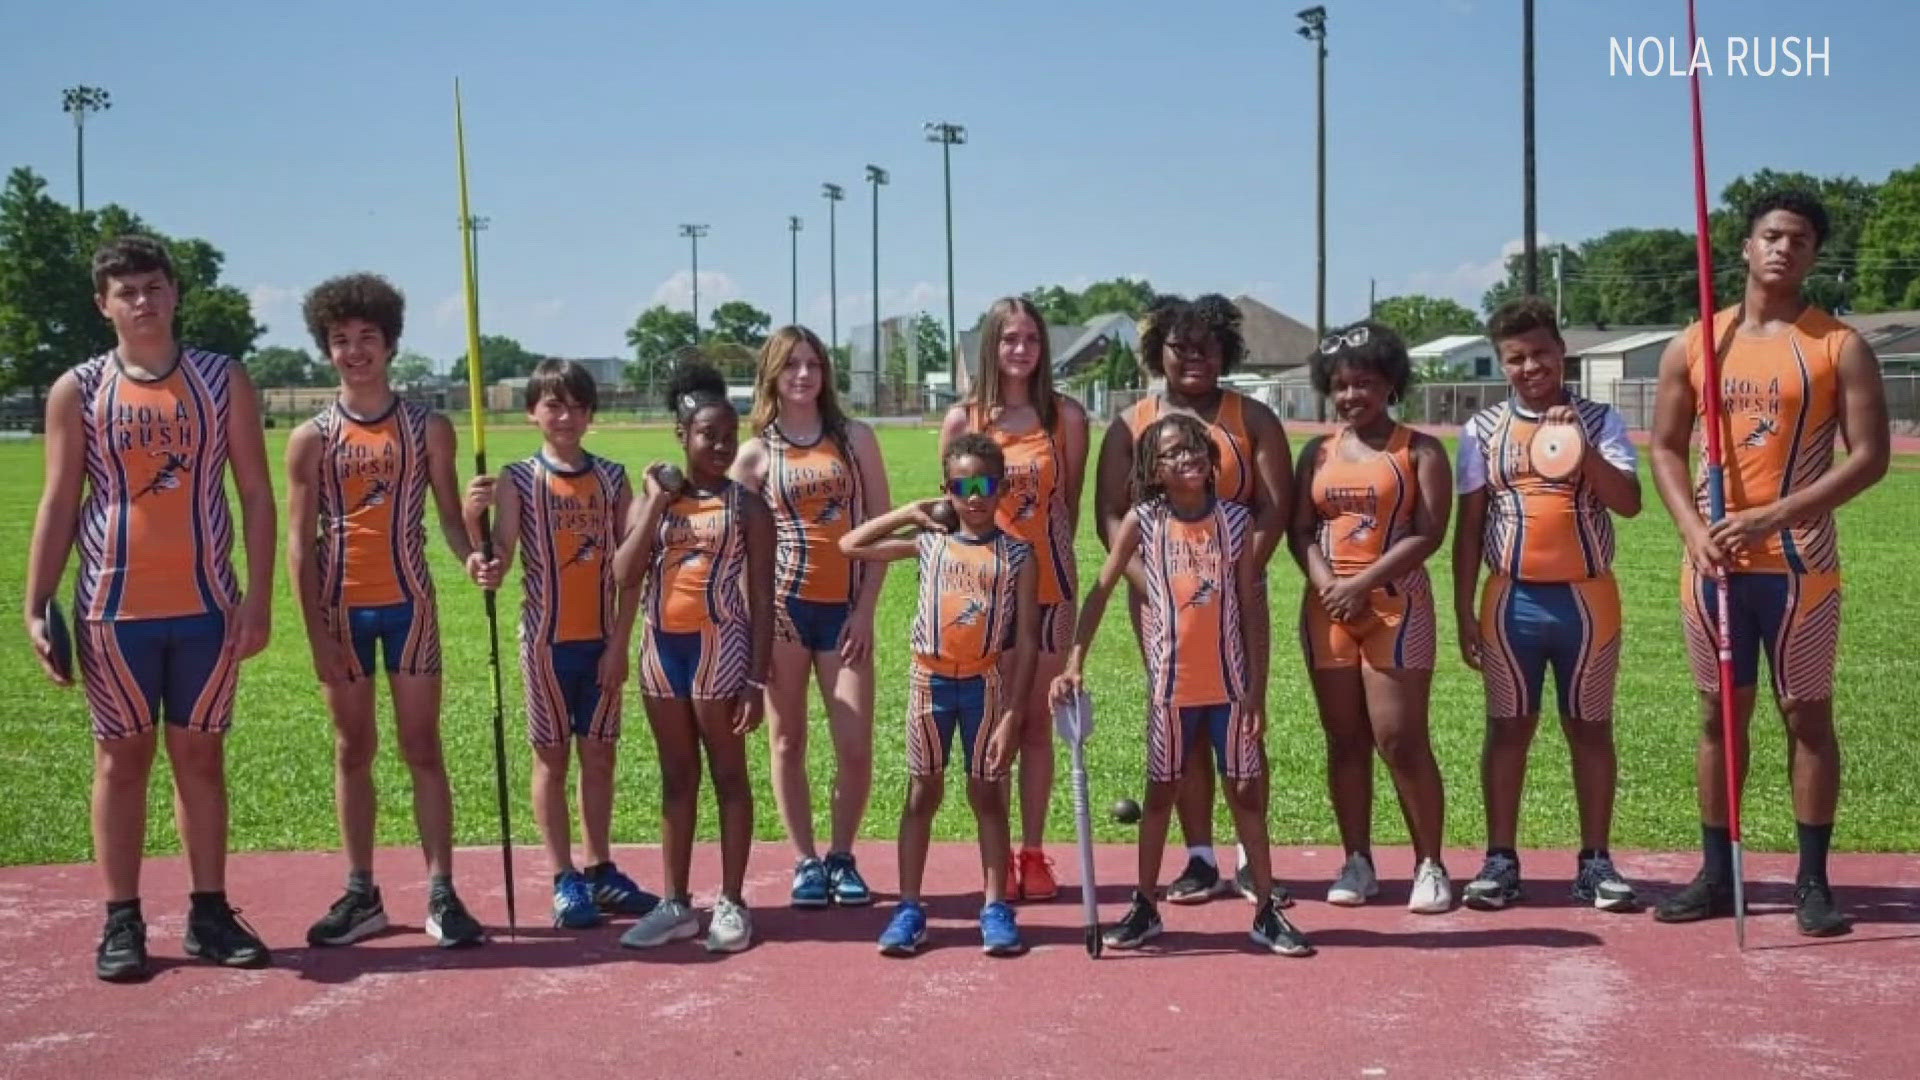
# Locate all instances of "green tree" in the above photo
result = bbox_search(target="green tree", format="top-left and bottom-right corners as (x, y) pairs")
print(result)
(625, 304), (699, 387)
(1371, 294), (1481, 347)
(465, 334), (539, 384)
(1022, 285), (1081, 327)
(706, 300), (771, 348)
(0, 168), (95, 402)
(1481, 246), (1597, 322)
(1855, 165), (1920, 312)
(390, 350), (435, 389)
(246, 345), (315, 387)
(1077, 277), (1157, 319)
(178, 284), (263, 359)
(1581, 228), (1700, 325)
(1711, 170), (1879, 311)
(910, 312), (946, 380)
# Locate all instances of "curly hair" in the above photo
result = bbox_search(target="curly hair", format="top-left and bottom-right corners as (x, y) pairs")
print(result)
(1308, 319), (1412, 401)
(665, 357), (734, 426)
(91, 235), (175, 296)
(943, 431), (1005, 479)
(1745, 188), (1829, 248)
(1138, 293), (1246, 379)
(1486, 296), (1563, 348)
(1131, 412), (1217, 505)
(302, 273), (405, 354)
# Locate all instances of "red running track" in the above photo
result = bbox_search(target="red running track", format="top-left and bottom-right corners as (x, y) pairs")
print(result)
(2, 843), (1916, 1079)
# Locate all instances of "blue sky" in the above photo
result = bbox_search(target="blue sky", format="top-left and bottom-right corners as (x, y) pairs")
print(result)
(4, 0), (1912, 368)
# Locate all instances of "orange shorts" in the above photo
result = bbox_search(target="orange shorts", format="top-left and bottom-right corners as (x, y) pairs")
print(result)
(1300, 572), (1436, 671)
(1680, 567), (1841, 703)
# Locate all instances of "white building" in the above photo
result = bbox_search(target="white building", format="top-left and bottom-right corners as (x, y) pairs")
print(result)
(1410, 334), (1499, 380)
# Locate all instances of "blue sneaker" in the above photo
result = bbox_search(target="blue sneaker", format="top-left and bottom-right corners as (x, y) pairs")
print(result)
(980, 900), (1026, 956)
(585, 863), (659, 917)
(791, 857), (830, 908)
(877, 901), (927, 956)
(824, 852), (872, 907)
(552, 872), (602, 929)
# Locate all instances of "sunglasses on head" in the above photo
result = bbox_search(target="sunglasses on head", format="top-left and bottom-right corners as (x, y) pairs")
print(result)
(946, 475), (1000, 498)
(1320, 326), (1371, 355)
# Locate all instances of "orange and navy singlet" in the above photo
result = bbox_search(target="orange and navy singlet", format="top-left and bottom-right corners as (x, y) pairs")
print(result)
(1121, 391), (1256, 508)
(975, 406), (1076, 609)
(507, 453), (628, 646)
(1303, 424), (1436, 671)
(73, 349), (240, 622)
(1135, 497), (1251, 709)
(640, 481), (751, 699)
(763, 422), (864, 605)
(313, 398), (436, 611)
(909, 529), (1030, 680)
(1462, 395), (1627, 582)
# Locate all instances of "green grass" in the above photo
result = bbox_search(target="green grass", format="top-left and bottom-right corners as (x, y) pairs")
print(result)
(3, 425), (1917, 866)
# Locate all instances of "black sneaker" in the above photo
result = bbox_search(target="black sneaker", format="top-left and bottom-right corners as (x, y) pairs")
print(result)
(184, 903), (271, 968)
(1164, 856), (1224, 905)
(1102, 891), (1163, 949)
(306, 887), (389, 946)
(1234, 863), (1294, 909)
(425, 889), (486, 948)
(1573, 855), (1638, 912)
(1252, 899), (1315, 957)
(1463, 852), (1523, 911)
(96, 909), (149, 982)
(1652, 871), (1736, 923)
(1794, 879), (1850, 937)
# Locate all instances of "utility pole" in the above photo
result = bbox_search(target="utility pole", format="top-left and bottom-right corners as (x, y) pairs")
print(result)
(788, 216), (802, 325)
(822, 182), (844, 355)
(61, 85), (111, 211)
(925, 121), (967, 390)
(1523, 0), (1539, 294)
(1297, 8), (1328, 420)
(679, 223), (709, 329)
(866, 165), (890, 396)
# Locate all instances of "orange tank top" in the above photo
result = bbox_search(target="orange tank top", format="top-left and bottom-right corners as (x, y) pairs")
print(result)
(508, 453), (628, 644)
(314, 399), (435, 609)
(1121, 391), (1255, 507)
(975, 407), (1076, 607)
(1136, 497), (1250, 708)
(1686, 304), (1846, 573)
(1311, 425), (1417, 579)
(909, 529), (1030, 678)
(647, 481), (749, 634)
(74, 348), (240, 621)
(1470, 396), (1619, 582)
(763, 423), (863, 605)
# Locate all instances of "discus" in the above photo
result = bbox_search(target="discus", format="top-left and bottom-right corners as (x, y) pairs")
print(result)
(1530, 419), (1585, 482)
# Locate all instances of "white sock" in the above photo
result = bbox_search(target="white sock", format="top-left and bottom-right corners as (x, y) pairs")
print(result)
(1234, 843), (1248, 872)
(1188, 846), (1217, 868)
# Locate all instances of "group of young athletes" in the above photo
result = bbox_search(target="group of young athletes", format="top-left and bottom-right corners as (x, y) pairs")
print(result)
(24, 188), (1892, 981)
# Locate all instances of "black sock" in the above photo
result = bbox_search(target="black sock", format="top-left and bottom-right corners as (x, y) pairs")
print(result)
(1796, 822), (1833, 885)
(1577, 848), (1595, 862)
(1702, 826), (1733, 884)
(429, 874), (454, 900)
(582, 862), (610, 879)
(1488, 847), (1518, 862)
(189, 890), (227, 914)
(346, 869), (375, 895)
(106, 898), (142, 920)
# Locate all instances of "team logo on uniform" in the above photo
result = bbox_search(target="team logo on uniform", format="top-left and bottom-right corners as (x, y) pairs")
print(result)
(1012, 491), (1039, 522)
(1741, 416), (1779, 448)
(564, 534), (600, 568)
(946, 597), (987, 628)
(136, 451), (192, 499)
(352, 478), (392, 511)
(1179, 578), (1218, 610)
(1343, 516), (1377, 544)
(817, 496), (846, 524)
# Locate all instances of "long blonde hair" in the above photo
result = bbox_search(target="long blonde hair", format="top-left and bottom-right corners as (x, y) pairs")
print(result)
(967, 296), (1059, 431)
(748, 324), (849, 445)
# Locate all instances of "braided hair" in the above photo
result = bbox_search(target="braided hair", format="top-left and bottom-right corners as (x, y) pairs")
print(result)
(1130, 412), (1217, 505)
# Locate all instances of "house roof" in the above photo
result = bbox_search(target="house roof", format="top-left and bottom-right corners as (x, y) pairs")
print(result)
(1559, 324), (1674, 356)
(1582, 329), (1678, 356)
(1409, 334), (1488, 356)
(1839, 310), (1920, 336)
(1233, 295), (1318, 370)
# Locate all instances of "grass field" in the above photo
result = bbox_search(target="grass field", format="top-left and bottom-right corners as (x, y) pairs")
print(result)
(3, 424), (1917, 868)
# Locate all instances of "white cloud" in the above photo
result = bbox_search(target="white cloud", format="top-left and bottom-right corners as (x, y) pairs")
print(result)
(246, 284), (302, 338)
(433, 292), (465, 327)
(649, 270), (741, 314)
(1405, 234), (1558, 305)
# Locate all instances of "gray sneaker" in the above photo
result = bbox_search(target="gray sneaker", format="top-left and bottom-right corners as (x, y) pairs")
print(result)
(1463, 852), (1522, 910)
(619, 897), (699, 948)
(705, 896), (754, 953)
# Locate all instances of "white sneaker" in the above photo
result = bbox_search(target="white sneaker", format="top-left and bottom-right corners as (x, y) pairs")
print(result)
(1408, 858), (1453, 914)
(705, 896), (753, 953)
(1326, 852), (1380, 906)
(619, 897), (698, 948)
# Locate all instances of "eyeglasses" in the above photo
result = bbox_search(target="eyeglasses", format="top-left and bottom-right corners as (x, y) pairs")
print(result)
(1162, 339), (1210, 360)
(1320, 326), (1371, 354)
(1156, 444), (1208, 464)
(946, 475), (1000, 498)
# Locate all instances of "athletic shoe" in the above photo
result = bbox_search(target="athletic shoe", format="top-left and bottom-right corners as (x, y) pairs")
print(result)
(1251, 899), (1315, 957)
(425, 889), (486, 948)
(1164, 856), (1225, 905)
(1463, 852), (1523, 911)
(620, 897), (699, 948)
(585, 863), (659, 917)
(877, 901), (928, 956)
(1103, 891), (1164, 950)
(1573, 855), (1638, 912)
(307, 887), (388, 947)
(1794, 879), (1849, 937)
(1234, 863), (1295, 908)
(1019, 849), (1059, 902)
(1652, 871), (1736, 923)
(96, 908), (149, 983)
(824, 852), (873, 907)
(1408, 858), (1453, 914)
(1326, 851), (1380, 907)
(552, 872), (603, 929)
(184, 903), (270, 968)
(705, 896), (754, 953)
(979, 900), (1026, 956)
(791, 857), (830, 908)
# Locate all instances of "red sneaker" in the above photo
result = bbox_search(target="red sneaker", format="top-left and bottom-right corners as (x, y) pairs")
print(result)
(1019, 849), (1059, 902)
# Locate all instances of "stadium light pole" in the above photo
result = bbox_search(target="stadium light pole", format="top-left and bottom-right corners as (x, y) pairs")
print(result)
(1297, 8), (1327, 421)
(823, 182), (845, 353)
(788, 215), (802, 325)
(925, 121), (966, 389)
(866, 165), (889, 392)
(679, 223), (709, 331)
(61, 85), (111, 212)
(1523, 0), (1539, 294)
